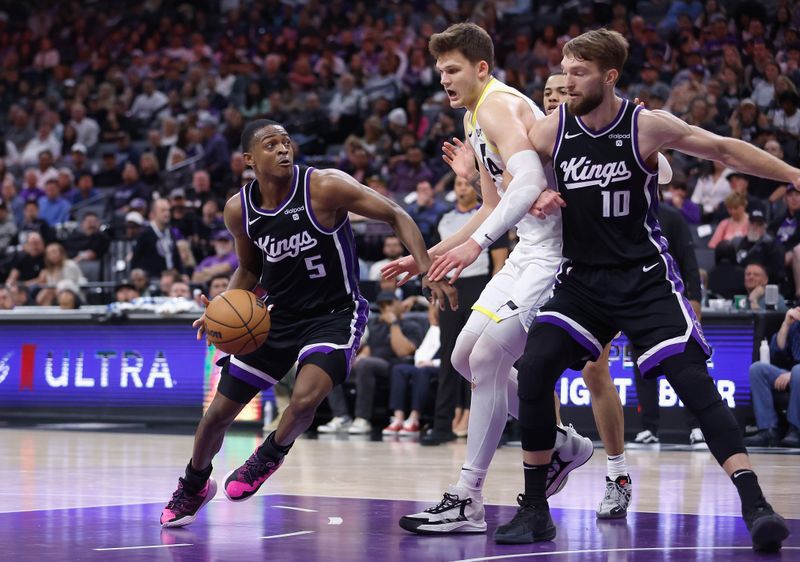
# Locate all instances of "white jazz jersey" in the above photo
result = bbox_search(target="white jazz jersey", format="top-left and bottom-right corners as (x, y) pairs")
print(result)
(465, 77), (562, 249)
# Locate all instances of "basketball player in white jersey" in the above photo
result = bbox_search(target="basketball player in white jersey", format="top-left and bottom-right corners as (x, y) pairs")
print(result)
(385, 23), (594, 535)
(429, 28), (792, 551)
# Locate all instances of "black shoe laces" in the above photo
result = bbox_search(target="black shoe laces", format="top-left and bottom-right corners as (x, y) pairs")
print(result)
(239, 453), (277, 485)
(166, 479), (197, 511)
(425, 492), (470, 514)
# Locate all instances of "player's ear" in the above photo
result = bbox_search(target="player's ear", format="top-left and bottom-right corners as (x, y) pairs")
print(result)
(477, 60), (490, 79)
(243, 152), (254, 167)
(605, 68), (619, 87)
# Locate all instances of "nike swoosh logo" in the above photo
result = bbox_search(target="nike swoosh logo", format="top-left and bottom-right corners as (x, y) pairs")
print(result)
(643, 263), (659, 272)
(248, 217), (259, 225)
(565, 132), (583, 139)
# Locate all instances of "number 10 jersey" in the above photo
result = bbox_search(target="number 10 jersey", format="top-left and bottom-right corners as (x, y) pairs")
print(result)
(552, 99), (665, 267)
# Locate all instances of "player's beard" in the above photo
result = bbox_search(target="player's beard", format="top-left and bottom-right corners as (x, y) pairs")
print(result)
(567, 87), (603, 116)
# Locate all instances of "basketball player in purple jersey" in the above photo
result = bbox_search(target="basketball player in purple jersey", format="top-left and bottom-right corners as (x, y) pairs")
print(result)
(431, 29), (792, 551)
(160, 119), (456, 527)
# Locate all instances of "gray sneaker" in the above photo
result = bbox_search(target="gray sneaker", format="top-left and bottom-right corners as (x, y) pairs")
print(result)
(596, 474), (632, 519)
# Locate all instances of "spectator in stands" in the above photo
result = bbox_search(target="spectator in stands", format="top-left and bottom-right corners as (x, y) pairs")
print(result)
(0, 285), (14, 310)
(56, 279), (82, 310)
(192, 230), (238, 284)
(169, 188), (199, 241)
(735, 210), (785, 283)
(20, 169), (45, 202)
(708, 240), (746, 299)
(68, 173), (100, 206)
(189, 171), (214, 208)
(129, 268), (153, 297)
(33, 150), (58, 187)
(18, 200), (55, 244)
(743, 262), (787, 312)
(6, 233), (44, 288)
(2, 180), (24, 226)
(0, 199), (18, 255)
(130, 198), (182, 278)
(750, 140), (789, 202)
(158, 269), (183, 297)
(368, 235), (405, 280)
(663, 178), (701, 224)
(115, 279), (140, 303)
(34, 242), (85, 306)
(63, 212), (110, 263)
(708, 192), (750, 249)
(169, 281), (192, 299)
(223, 152), (247, 195)
(94, 153), (123, 189)
(38, 179), (70, 226)
(628, 61), (671, 102)
(712, 172), (768, 223)
(405, 180), (449, 247)
(129, 79), (169, 126)
(388, 145), (434, 197)
(692, 160), (732, 222)
(384, 302), (440, 436)
(728, 98), (771, 143)
(56, 169), (75, 199)
(6, 107), (34, 153)
(139, 153), (162, 194)
(207, 273), (230, 300)
(329, 73), (365, 140)
(745, 305), (800, 448)
(66, 144), (91, 177)
(199, 118), (230, 182)
(319, 291), (423, 434)
(68, 103), (100, 150)
(112, 163), (147, 214)
(20, 124), (60, 166)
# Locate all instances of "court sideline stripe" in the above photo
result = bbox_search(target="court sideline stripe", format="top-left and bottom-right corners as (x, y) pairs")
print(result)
(94, 543), (192, 552)
(260, 530), (315, 540)
(450, 545), (800, 562)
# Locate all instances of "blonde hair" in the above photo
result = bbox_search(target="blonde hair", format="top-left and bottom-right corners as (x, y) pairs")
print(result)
(724, 191), (747, 209)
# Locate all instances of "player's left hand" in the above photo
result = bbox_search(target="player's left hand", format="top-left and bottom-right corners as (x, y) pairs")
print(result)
(775, 372), (791, 391)
(192, 294), (210, 341)
(530, 189), (566, 219)
(422, 275), (459, 311)
(427, 239), (482, 284)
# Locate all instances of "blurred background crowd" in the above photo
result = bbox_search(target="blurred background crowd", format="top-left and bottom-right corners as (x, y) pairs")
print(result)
(0, 0), (799, 311)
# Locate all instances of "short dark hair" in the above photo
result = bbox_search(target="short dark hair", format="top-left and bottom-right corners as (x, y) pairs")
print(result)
(241, 119), (283, 152)
(208, 273), (231, 287)
(429, 22), (494, 71)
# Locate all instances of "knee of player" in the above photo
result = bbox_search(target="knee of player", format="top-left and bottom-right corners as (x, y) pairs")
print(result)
(290, 392), (323, 417)
(581, 361), (611, 391)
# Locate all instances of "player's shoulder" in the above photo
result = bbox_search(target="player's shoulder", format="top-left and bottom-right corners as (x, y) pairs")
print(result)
(223, 190), (245, 234)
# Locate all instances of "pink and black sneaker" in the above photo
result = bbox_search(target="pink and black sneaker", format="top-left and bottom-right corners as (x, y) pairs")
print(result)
(160, 477), (217, 527)
(223, 450), (284, 501)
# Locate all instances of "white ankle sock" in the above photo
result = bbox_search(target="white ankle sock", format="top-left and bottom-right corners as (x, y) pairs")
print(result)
(607, 453), (627, 480)
(457, 466), (488, 493)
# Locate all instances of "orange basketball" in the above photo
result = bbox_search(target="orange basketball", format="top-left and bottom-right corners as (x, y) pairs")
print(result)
(204, 289), (270, 355)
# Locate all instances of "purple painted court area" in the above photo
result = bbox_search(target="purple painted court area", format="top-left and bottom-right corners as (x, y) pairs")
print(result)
(2, 495), (798, 562)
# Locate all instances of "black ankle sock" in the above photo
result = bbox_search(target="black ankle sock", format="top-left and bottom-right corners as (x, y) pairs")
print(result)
(257, 431), (293, 461)
(184, 461), (212, 494)
(523, 462), (549, 503)
(731, 469), (766, 512)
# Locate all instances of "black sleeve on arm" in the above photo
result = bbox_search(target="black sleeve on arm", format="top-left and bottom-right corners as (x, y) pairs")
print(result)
(489, 229), (510, 250)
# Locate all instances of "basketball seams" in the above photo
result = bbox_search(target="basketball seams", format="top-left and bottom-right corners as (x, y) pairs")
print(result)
(206, 289), (270, 355)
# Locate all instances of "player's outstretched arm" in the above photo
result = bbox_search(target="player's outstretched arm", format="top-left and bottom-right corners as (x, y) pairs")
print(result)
(315, 169), (458, 310)
(644, 110), (800, 185)
(429, 102), (553, 282)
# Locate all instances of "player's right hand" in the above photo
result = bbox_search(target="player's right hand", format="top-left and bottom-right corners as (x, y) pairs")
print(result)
(442, 137), (478, 179)
(530, 189), (566, 219)
(192, 294), (210, 341)
(381, 255), (419, 286)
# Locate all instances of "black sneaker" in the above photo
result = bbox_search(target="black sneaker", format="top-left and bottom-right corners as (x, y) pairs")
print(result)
(493, 494), (556, 544)
(744, 501), (790, 552)
(743, 428), (781, 447)
(420, 429), (457, 446)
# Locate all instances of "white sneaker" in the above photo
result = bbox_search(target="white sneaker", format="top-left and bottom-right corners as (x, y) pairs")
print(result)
(689, 428), (708, 449)
(399, 484), (487, 534)
(317, 416), (351, 434)
(546, 424), (594, 497)
(348, 417), (372, 434)
(633, 429), (659, 444)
